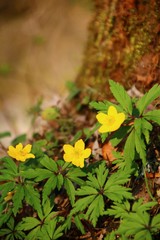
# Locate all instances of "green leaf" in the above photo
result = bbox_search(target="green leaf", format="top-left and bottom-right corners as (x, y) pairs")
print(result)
(109, 80), (133, 114)
(144, 109), (160, 125)
(11, 134), (26, 146)
(89, 100), (109, 111)
(141, 118), (152, 143)
(52, 221), (65, 239)
(95, 161), (109, 188)
(105, 201), (131, 218)
(12, 185), (24, 216)
(132, 199), (156, 213)
(124, 129), (135, 165)
(40, 155), (58, 172)
(25, 226), (41, 240)
(57, 174), (64, 191)
(134, 230), (152, 240)
(0, 229), (11, 236)
(70, 131), (82, 145)
(42, 175), (57, 204)
(86, 195), (104, 227)
(64, 178), (75, 206)
(17, 217), (40, 231)
(67, 168), (86, 186)
(71, 195), (96, 215)
(110, 126), (132, 147)
(76, 186), (98, 196)
(86, 173), (101, 190)
(104, 171), (132, 202)
(7, 217), (14, 230)
(150, 214), (160, 231)
(3, 157), (17, 175)
(0, 182), (15, 200)
(24, 184), (42, 217)
(42, 198), (53, 218)
(34, 169), (53, 181)
(20, 169), (38, 179)
(136, 84), (160, 115)
(135, 131), (146, 165)
(0, 131), (11, 139)
(0, 209), (12, 228)
(74, 215), (85, 234)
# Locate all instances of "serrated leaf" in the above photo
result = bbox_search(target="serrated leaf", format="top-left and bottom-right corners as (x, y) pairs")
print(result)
(0, 182), (15, 200)
(71, 195), (96, 215)
(144, 109), (160, 125)
(95, 161), (109, 188)
(110, 125), (132, 147)
(74, 215), (85, 234)
(24, 184), (42, 217)
(86, 195), (104, 227)
(40, 155), (58, 172)
(42, 198), (53, 218)
(18, 217), (40, 231)
(12, 185), (24, 216)
(124, 129), (135, 164)
(25, 225), (41, 240)
(86, 173), (101, 190)
(89, 101), (109, 111)
(42, 175), (57, 204)
(76, 186), (98, 196)
(150, 214), (160, 230)
(52, 221), (64, 239)
(109, 80), (133, 114)
(135, 132), (146, 165)
(34, 169), (53, 181)
(64, 178), (75, 206)
(6, 217), (14, 230)
(136, 84), (160, 115)
(3, 157), (17, 175)
(132, 199), (156, 213)
(0, 229), (11, 236)
(20, 169), (38, 179)
(11, 134), (26, 146)
(67, 168), (86, 186)
(57, 174), (64, 191)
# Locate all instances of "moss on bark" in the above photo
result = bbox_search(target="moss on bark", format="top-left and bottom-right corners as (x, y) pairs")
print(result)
(76, 0), (160, 99)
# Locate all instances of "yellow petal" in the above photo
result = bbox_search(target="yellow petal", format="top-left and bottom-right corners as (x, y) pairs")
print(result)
(96, 113), (108, 124)
(108, 106), (117, 116)
(7, 146), (17, 158)
(117, 112), (125, 123)
(63, 153), (72, 162)
(72, 157), (84, 168)
(26, 153), (35, 159)
(23, 144), (32, 154)
(63, 144), (74, 154)
(75, 139), (84, 151)
(83, 148), (91, 158)
(16, 143), (23, 151)
(98, 124), (111, 133)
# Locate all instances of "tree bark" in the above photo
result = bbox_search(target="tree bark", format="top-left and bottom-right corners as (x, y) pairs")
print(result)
(76, 0), (160, 99)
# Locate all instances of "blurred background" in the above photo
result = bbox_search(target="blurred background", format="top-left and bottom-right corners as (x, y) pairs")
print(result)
(0, 0), (92, 145)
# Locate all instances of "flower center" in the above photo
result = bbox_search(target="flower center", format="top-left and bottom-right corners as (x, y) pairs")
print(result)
(20, 150), (26, 156)
(74, 149), (83, 158)
(107, 116), (115, 125)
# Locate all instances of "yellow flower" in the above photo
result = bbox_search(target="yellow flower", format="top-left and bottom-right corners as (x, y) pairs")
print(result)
(63, 139), (91, 168)
(96, 106), (125, 133)
(4, 191), (14, 202)
(7, 143), (35, 162)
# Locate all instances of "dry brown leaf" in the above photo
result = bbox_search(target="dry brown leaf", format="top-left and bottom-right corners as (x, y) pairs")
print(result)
(102, 141), (116, 162)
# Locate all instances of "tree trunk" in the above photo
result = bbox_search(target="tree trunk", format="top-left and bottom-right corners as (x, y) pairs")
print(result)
(76, 0), (160, 99)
